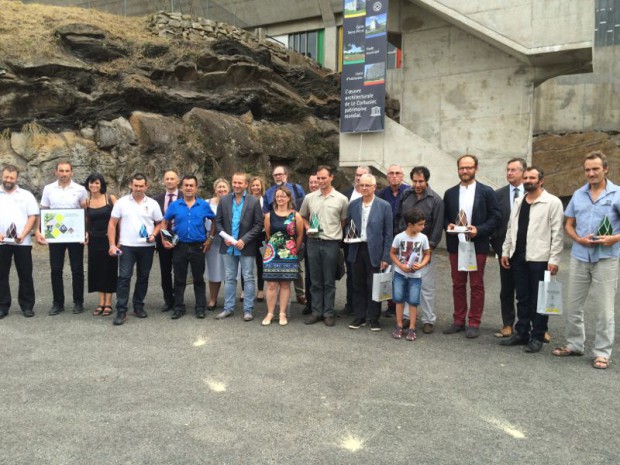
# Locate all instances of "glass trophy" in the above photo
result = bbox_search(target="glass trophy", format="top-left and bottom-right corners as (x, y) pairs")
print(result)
(161, 229), (179, 246)
(308, 212), (320, 234)
(449, 209), (469, 234)
(596, 215), (613, 236)
(3, 222), (18, 243)
(138, 224), (149, 243)
(344, 219), (362, 243)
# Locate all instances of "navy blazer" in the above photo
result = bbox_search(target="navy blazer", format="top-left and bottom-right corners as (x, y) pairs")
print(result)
(215, 192), (264, 256)
(345, 196), (393, 267)
(490, 184), (512, 256)
(443, 181), (501, 254)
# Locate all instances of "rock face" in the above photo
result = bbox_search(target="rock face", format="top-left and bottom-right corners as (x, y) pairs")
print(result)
(0, 3), (341, 195)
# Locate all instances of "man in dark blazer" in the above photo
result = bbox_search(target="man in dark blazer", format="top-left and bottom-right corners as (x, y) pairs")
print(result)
(443, 154), (501, 338)
(489, 158), (525, 338)
(153, 169), (180, 312)
(345, 174), (393, 331)
(214, 172), (264, 321)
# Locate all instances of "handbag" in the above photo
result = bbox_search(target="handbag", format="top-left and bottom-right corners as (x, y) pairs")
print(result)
(536, 270), (563, 315)
(336, 248), (346, 280)
(372, 266), (393, 302)
(457, 241), (477, 272)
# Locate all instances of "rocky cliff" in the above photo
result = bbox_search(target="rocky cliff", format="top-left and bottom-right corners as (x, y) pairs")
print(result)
(0, 2), (342, 195)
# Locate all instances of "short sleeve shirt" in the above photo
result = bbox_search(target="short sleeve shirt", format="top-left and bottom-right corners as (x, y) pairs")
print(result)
(0, 186), (39, 246)
(40, 180), (87, 208)
(111, 194), (163, 247)
(392, 231), (430, 278)
(299, 189), (348, 240)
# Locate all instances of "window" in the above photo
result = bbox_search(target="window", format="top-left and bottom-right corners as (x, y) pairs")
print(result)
(289, 30), (324, 65)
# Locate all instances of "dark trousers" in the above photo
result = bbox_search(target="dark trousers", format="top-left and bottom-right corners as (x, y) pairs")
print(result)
(344, 243), (353, 310)
(173, 243), (207, 313)
(49, 242), (84, 306)
(351, 243), (381, 321)
(305, 254), (312, 308)
(0, 245), (35, 312)
(116, 246), (154, 313)
(498, 257), (516, 327)
(307, 238), (340, 317)
(158, 246), (174, 306)
(511, 254), (549, 342)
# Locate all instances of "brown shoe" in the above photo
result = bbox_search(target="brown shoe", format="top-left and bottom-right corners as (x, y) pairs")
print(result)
(324, 315), (336, 327)
(543, 332), (551, 343)
(494, 325), (513, 338)
(422, 323), (434, 334)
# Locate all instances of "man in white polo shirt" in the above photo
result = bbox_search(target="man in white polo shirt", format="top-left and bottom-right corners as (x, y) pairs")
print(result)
(0, 164), (39, 318)
(36, 160), (88, 315)
(108, 173), (163, 326)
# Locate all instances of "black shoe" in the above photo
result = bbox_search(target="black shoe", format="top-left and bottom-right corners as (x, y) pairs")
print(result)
(161, 303), (173, 312)
(22, 309), (34, 318)
(524, 339), (543, 353)
(368, 320), (382, 331)
(500, 334), (528, 346)
(304, 315), (322, 325)
(465, 326), (480, 339)
(113, 311), (126, 326)
(196, 310), (206, 319)
(384, 309), (395, 318)
(49, 305), (65, 316)
(337, 306), (354, 317)
(133, 309), (148, 318)
(0, 309), (7, 319)
(324, 315), (336, 327)
(348, 318), (367, 329)
(207, 304), (217, 311)
(443, 323), (465, 334)
(72, 303), (84, 314)
(171, 310), (185, 320)
(301, 305), (312, 315)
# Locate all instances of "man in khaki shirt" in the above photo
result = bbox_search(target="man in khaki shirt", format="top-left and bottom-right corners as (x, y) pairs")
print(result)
(299, 165), (348, 326)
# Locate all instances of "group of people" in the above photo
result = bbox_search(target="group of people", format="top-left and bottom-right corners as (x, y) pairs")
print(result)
(1, 152), (618, 369)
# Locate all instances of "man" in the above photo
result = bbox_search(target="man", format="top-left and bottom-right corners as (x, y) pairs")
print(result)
(443, 154), (501, 338)
(346, 174), (392, 331)
(395, 166), (444, 334)
(553, 151), (620, 369)
(215, 172), (264, 321)
(499, 167), (563, 353)
(301, 173), (320, 315)
(263, 165), (307, 304)
(339, 165), (370, 317)
(154, 169), (180, 312)
(108, 174), (163, 325)
(378, 163), (409, 317)
(36, 160), (88, 315)
(299, 165), (348, 327)
(0, 165), (39, 318)
(308, 174), (319, 194)
(490, 158), (526, 338)
(161, 175), (215, 319)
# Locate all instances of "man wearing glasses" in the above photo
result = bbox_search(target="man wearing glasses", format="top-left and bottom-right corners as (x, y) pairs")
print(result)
(443, 154), (501, 338)
(263, 166), (306, 213)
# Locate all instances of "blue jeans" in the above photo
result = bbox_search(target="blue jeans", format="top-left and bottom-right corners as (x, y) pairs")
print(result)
(116, 246), (155, 313)
(392, 272), (421, 306)
(222, 254), (255, 314)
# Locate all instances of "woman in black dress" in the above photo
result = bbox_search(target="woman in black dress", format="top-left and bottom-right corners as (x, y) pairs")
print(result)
(82, 173), (117, 316)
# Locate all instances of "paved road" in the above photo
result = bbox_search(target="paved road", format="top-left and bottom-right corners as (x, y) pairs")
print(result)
(1, 246), (619, 464)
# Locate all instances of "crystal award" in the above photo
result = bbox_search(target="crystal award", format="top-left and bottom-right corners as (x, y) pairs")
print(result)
(597, 215), (613, 236)
(3, 222), (18, 243)
(450, 209), (469, 234)
(344, 219), (362, 243)
(308, 212), (320, 234)
(138, 224), (149, 243)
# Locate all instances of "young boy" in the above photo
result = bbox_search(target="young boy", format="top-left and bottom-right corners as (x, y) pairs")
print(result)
(390, 209), (431, 341)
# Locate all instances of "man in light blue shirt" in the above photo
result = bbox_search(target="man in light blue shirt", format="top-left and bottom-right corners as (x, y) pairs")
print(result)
(553, 151), (620, 369)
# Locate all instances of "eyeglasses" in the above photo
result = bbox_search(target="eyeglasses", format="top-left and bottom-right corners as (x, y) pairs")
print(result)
(359, 184), (374, 188)
(387, 171), (403, 175)
(458, 166), (476, 171)
(273, 172), (285, 176)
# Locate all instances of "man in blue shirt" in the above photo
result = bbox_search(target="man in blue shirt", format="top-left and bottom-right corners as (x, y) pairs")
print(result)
(262, 165), (306, 213)
(161, 175), (215, 319)
(553, 151), (620, 369)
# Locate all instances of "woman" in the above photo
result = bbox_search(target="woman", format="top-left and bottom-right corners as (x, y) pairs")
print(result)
(204, 178), (230, 310)
(242, 176), (266, 302)
(82, 173), (117, 316)
(261, 186), (304, 326)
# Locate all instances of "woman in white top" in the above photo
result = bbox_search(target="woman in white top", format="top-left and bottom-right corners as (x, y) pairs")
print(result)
(204, 178), (230, 310)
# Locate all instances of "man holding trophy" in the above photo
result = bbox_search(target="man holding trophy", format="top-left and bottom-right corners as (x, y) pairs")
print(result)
(0, 164), (39, 318)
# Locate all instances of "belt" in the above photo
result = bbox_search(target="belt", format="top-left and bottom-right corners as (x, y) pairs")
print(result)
(178, 241), (204, 246)
(308, 237), (340, 242)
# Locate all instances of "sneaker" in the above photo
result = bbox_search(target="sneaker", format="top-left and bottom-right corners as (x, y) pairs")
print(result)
(465, 326), (480, 339)
(443, 323), (465, 334)
(215, 310), (233, 319)
(113, 311), (126, 326)
(196, 309), (206, 319)
(391, 326), (403, 339)
(368, 320), (381, 331)
(406, 329), (417, 341)
(422, 323), (434, 334)
(243, 312), (254, 322)
(348, 318), (366, 329)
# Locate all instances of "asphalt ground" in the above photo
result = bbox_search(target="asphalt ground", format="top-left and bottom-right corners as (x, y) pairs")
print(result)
(1, 245), (619, 465)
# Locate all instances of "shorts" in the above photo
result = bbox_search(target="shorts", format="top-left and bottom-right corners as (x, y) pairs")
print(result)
(392, 272), (421, 306)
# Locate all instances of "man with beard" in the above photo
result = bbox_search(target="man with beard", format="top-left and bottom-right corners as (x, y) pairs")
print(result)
(0, 165), (39, 318)
(443, 154), (501, 338)
(500, 167), (563, 353)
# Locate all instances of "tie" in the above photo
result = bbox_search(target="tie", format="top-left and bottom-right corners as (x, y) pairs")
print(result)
(166, 193), (175, 212)
(513, 188), (520, 203)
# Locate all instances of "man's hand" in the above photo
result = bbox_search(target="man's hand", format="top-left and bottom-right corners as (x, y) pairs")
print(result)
(380, 261), (388, 271)
(162, 240), (173, 249)
(35, 231), (47, 245)
(590, 234), (618, 247)
(548, 264), (559, 276)
(500, 256), (511, 269)
(109, 245), (121, 257)
(15, 234), (24, 245)
(467, 225), (478, 238)
(235, 239), (246, 250)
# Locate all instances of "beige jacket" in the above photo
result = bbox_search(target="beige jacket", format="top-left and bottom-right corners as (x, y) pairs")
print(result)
(502, 189), (564, 266)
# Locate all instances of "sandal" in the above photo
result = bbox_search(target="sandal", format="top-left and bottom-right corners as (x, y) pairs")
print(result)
(102, 305), (113, 316)
(593, 357), (610, 370)
(296, 295), (307, 305)
(279, 312), (288, 326)
(552, 346), (583, 357)
(262, 313), (274, 326)
(93, 305), (105, 316)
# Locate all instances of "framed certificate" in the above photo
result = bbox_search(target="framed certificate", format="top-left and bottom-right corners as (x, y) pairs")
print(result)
(40, 209), (86, 243)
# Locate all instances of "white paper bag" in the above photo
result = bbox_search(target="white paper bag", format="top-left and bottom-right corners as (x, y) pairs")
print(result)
(457, 241), (477, 272)
(372, 266), (393, 302)
(537, 270), (563, 315)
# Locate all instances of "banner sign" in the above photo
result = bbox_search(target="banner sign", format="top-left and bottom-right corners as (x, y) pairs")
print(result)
(340, 0), (388, 133)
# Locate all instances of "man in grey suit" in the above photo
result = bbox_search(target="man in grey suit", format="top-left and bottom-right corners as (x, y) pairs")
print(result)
(214, 172), (264, 321)
(346, 174), (393, 331)
(490, 158), (525, 338)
